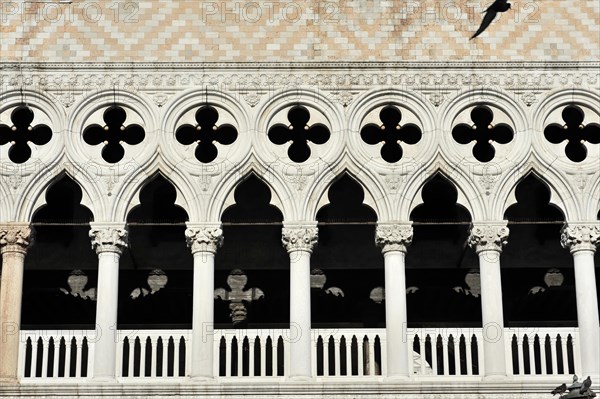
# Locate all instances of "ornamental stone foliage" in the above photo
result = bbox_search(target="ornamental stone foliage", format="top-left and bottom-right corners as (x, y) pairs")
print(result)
(560, 224), (600, 253)
(544, 105), (600, 162)
(0, 105), (52, 163)
(452, 106), (514, 163)
(185, 226), (224, 254)
(83, 105), (145, 163)
(360, 106), (422, 163)
(468, 223), (510, 253)
(281, 227), (318, 253)
(175, 106), (237, 163)
(0, 224), (35, 254)
(375, 224), (413, 253)
(89, 227), (129, 255)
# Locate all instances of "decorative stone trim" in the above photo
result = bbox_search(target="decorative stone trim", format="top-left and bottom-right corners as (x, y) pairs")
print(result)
(282, 225), (318, 253)
(560, 223), (600, 253)
(375, 223), (413, 254)
(185, 224), (224, 254)
(468, 222), (509, 253)
(89, 223), (128, 255)
(0, 223), (34, 255)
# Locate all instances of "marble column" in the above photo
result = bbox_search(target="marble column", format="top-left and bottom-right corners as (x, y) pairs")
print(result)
(0, 224), (34, 382)
(90, 223), (128, 380)
(561, 223), (600, 378)
(282, 224), (318, 379)
(185, 224), (223, 379)
(375, 223), (413, 378)
(468, 222), (509, 378)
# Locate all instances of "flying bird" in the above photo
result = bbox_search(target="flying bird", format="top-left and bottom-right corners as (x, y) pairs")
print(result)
(470, 0), (512, 40)
(551, 383), (567, 396)
(580, 376), (592, 395)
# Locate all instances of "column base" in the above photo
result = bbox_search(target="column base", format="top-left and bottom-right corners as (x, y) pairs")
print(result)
(92, 376), (118, 384)
(190, 375), (215, 382)
(384, 375), (411, 382)
(287, 375), (313, 382)
(483, 374), (508, 381)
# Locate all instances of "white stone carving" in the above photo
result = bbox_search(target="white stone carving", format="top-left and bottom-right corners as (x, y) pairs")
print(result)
(89, 227), (128, 255)
(468, 223), (509, 253)
(375, 224), (413, 253)
(185, 226), (224, 254)
(0, 224), (34, 254)
(282, 227), (318, 253)
(561, 223), (600, 253)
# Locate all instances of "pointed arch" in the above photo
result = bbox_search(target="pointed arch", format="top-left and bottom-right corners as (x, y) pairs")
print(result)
(399, 157), (482, 221)
(206, 159), (292, 222)
(305, 166), (387, 222)
(16, 161), (103, 222)
(111, 158), (195, 222)
(492, 158), (578, 221)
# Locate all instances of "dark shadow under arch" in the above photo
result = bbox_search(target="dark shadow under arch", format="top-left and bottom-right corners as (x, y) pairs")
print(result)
(119, 174), (192, 328)
(23, 175), (96, 328)
(502, 173), (575, 327)
(311, 174), (382, 327)
(406, 174), (479, 327)
(215, 174), (288, 327)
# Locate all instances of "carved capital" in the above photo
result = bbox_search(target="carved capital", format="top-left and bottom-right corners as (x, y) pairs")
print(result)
(375, 223), (413, 253)
(89, 223), (128, 255)
(0, 223), (35, 255)
(282, 225), (318, 253)
(561, 223), (600, 253)
(468, 222), (509, 253)
(185, 224), (223, 254)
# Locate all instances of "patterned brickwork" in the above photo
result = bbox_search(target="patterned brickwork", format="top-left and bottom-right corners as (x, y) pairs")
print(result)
(0, 0), (598, 62)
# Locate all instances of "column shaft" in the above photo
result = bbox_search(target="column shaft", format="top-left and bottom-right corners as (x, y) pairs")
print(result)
(94, 251), (121, 379)
(289, 250), (312, 378)
(0, 224), (33, 382)
(282, 225), (317, 379)
(0, 251), (26, 380)
(186, 225), (223, 379)
(384, 250), (409, 377)
(573, 250), (600, 377)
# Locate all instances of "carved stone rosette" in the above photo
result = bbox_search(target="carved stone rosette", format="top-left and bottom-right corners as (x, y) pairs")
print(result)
(185, 225), (224, 254)
(468, 222), (509, 253)
(375, 223), (413, 253)
(282, 226), (318, 253)
(0, 223), (35, 255)
(89, 225), (128, 255)
(561, 223), (600, 253)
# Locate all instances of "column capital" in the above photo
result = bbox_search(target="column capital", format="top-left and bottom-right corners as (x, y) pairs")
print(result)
(468, 222), (509, 254)
(375, 222), (413, 254)
(561, 222), (600, 253)
(89, 222), (128, 255)
(0, 223), (35, 255)
(282, 223), (318, 253)
(185, 223), (223, 254)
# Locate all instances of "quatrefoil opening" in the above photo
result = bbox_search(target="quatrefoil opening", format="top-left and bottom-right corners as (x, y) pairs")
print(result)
(83, 105), (145, 163)
(544, 105), (599, 162)
(360, 105), (422, 163)
(452, 106), (514, 163)
(175, 105), (238, 163)
(268, 105), (330, 163)
(0, 105), (52, 163)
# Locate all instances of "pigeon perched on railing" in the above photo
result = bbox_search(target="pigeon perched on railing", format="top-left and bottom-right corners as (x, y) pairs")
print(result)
(551, 383), (567, 395)
(470, 0), (512, 39)
(580, 376), (592, 395)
